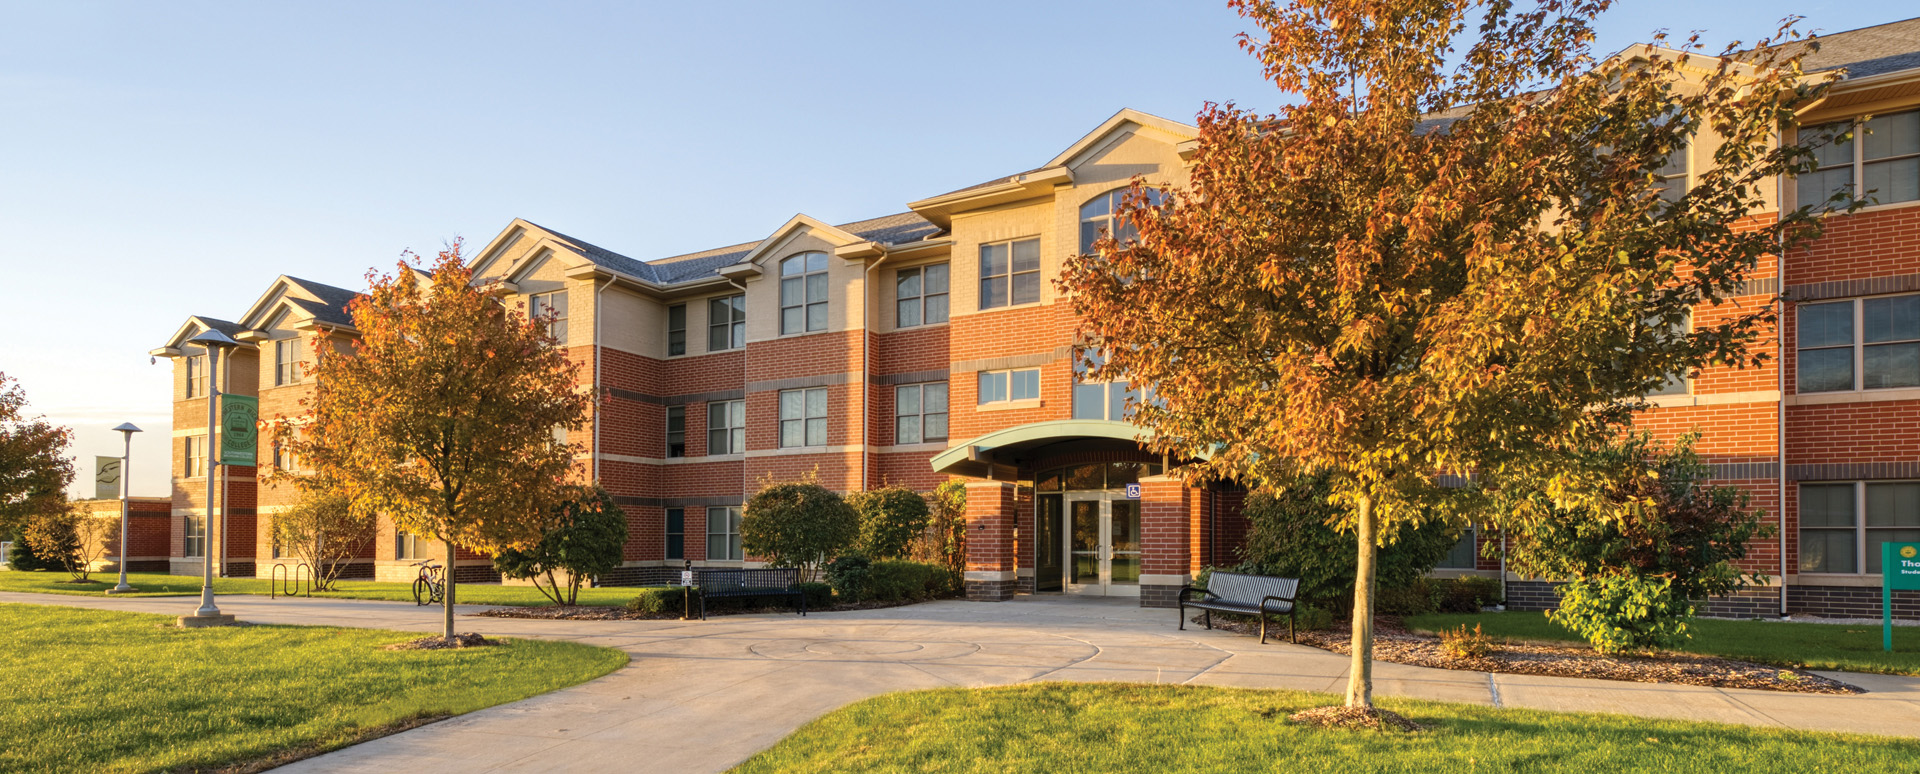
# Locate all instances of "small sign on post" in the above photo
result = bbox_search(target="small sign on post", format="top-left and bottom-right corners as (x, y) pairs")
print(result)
(1884, 542), (1920, 652)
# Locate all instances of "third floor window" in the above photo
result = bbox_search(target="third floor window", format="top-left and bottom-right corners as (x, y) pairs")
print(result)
(1798, 110), (1920, 208)
(1798, 294), (1920, 393)
(897, 264), (949, 327)
(710, 294), (746, 351)
(274, 338), (303, 386)
(780, 253), (828, 334)
(531, 290), (569, 345)
(979, 238), (1040, 309)
(668, 303), (687, 356)
(185, 355), (204, 398)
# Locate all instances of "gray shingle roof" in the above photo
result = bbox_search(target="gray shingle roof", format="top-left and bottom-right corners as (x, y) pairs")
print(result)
(1787, 17), (1920, 79)
(192, 317), (248, 338)
(284, 276), (362, 327)
(534, 212), (943, 288)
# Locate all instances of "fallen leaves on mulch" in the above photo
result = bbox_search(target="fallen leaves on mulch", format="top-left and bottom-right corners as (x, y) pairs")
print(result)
(475, 598), (925, 622)
(1197, 614), (1861, 695)
(1287, 705), (1425, 732)
(383, 632), (499, 650)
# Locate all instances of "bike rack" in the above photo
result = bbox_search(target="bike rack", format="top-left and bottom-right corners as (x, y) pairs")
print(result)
(271, 562), (314, 599)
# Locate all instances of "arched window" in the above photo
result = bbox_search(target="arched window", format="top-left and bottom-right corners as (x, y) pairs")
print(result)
(1078, 187), (1164, 255)
(779, 252), (829, 334)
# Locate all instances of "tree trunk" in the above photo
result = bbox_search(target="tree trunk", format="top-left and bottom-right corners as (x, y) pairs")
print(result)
(1346, 493), (1377, 708)
(443, 537), (458, 643)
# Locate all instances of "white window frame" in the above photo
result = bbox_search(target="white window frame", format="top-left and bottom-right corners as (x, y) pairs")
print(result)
(184, 514), (207, 558)
(778, 388), (828, 448)
(894, 383), (948, 444)
(184, 355), (203, 399)
(183, 435), (207, 478)
(779, 254), (829, 335)
(978, 238), (1041, 310)
(531, 290), (569, 345)
(1797, 110), (1920, 209)
(896, 264), (950, 328)
(274, 337), (303, 386)
(707, 399), (745, 455)
(1079, 187), (1165, 255)
(1796, 293), (1920, 394)
(706, 506), (743, 561)
(396, 530), (422, 560)
(709, 294), (746, 351)
(977, 368), (1040, 405)
(1799, 481), (1920, 575)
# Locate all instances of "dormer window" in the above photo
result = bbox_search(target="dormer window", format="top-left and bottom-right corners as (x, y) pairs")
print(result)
(780, 252), (828, 334)
(531, 291), (569, 345)
(274, 337), (303, 386)
(1079, 187), (1164, 255)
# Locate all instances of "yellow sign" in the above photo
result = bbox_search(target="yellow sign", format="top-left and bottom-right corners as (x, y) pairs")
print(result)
(1904, 545), (1918, 560)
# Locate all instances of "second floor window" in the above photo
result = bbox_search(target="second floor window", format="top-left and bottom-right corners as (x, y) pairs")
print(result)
(895, 383), (948, 444)
(666, 406), (686, 458)
(1073, 354), (1139, 420)
(183, 435), (207, 478)
(707, 400), (745, 455)
(978, 368), (1040, 405)
(531, 290), (569, 344)
(779, 388), (828, 448)
(274, 338), (303, 386)
(1798, 294), (1919, 393)
(1798, 110), (1920, 208)
(709, 294), (745, 351)
(979, 238), (1040, 309)
(184, 355), (204, 398)
(668, 304), (687, 356)
(780, 253), (828, 334)
(897, 264), (949, 327)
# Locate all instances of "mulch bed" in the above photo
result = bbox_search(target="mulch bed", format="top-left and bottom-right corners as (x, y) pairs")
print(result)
(1197, 614), (1862, 695)
(1288, 705), (1425, 732)
(383, 632), (500, 650)
(475, 598), (926, 621)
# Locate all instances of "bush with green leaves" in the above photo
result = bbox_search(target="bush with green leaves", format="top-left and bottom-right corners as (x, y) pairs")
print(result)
(1548, 574), (1693, 654)
(824, 554), (872, 601)
(22, 504), (112, 582)
(866, 560), (958, 603)
(797, 581), (834, 609)
(5, 530), (54, 572)
(492, 485), (630, 605)
(909, 479), (967, 575)
(847, 485), (931, 560)
(628, 586), (693, 615)
(1237, 474), (1461, 611)
(741, 479), (858, 578)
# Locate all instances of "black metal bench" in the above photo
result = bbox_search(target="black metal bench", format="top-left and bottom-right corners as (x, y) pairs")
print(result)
(1179, 571), (1299, 644)
(690, 567), (807, 620)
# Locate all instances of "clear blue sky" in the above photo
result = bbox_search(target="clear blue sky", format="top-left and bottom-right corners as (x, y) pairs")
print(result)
(0, 0), (1891, 499)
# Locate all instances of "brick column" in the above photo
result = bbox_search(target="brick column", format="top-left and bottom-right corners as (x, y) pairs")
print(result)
(964, 480), (1018, 601)
(1139, 475), (1194, 608)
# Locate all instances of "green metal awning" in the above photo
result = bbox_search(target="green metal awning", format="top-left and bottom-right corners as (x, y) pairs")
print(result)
(930, 419), (1155, 479)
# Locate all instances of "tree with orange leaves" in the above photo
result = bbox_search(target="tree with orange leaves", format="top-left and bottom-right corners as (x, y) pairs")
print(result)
(1062, 0), (1841, 713)
(285, 241), (592, 642)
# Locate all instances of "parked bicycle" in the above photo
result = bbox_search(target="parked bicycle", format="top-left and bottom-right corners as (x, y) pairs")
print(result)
(410, 560), (445, 606)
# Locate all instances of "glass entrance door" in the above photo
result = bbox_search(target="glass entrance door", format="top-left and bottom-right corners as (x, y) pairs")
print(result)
(1063, 493), (1141, 597)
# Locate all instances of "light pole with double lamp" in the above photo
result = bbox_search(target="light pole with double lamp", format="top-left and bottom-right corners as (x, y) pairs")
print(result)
(180, 329), (240, 627)
(105, 422), (142, 594)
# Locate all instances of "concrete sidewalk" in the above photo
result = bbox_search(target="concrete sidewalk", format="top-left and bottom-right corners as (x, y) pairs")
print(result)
(5, 591), (1918, 773)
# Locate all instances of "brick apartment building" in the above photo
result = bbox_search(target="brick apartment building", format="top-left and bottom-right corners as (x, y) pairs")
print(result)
(149, 18), (1920, 617)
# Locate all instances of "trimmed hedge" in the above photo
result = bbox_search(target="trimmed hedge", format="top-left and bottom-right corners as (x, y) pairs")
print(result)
(864, 560), (959, 603)
(627, 582), (836, 615)
(628, 586), (694, 615)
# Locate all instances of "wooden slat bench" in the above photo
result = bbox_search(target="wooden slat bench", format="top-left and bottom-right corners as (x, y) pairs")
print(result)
(1178, 571), (1300, 644)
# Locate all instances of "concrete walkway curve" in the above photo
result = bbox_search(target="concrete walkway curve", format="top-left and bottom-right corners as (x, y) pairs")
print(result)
(6, 592), (1919, 773)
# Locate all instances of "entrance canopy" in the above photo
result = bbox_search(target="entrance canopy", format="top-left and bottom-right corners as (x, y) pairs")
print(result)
(931, 419), (1165, 479)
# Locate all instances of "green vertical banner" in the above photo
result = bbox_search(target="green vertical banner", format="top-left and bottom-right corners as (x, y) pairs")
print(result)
(1886, 542), (1920, 653)
(219, 394), (259, 467)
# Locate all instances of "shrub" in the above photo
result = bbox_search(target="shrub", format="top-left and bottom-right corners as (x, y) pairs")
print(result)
(1439, 623), (1493, 660)
(798, 581), (834, 609)
(5, 530), (55, 572)
(909, 480), (967, 576)
(866, 560), (958, 603)
(1374, 578), (1442, 616)
(824, 554), (873, 601)
(848, 485), (931, 560)
(271, 489), (377, 591)
(493, 485), (630, 605)
(628, 586), (694, 615)
(1437, 576), (1504, 613)
(23, 504), (111, 582)
(742, 478), (859, 578)
(1294, 604), (1337, 631)
(1549, 574), (1692, 654)
(1238, 474), (1461, 611)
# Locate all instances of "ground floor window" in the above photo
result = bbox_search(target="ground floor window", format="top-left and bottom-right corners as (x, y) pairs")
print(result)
(396, 531), (423, 560)
(1436, 526), (1479, 569)
(707, 506), (742, 561)
(184, 515), (206, 558)
(1800, 481), (1920, 574)
(666, 507), (685, 560)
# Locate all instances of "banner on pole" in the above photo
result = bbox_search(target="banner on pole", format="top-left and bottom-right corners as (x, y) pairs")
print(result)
(95, 456), (123, 500)
(1884, 542), (1920, 652)
(219, 395), (259, 467)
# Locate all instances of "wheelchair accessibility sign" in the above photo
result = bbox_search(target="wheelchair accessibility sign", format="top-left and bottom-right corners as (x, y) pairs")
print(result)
(1124, 483), (1141, 499)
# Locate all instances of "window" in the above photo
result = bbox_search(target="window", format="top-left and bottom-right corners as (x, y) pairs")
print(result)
(1647, 314), (1691, 396)
(979, 238), (1040, 309)
(1798, 110), (1920, 207)
(896, 264), (950, 327)
(273, 437), (300, 474)
(894, 383), (948, 444)
(779, 253), (828, 334)
(184, 515), (206, 558)
(274, 338), (302, 386)
(183, 435), (207, 478)
(1800, 482), (1920, 574)
(779, 388), (828, 448)
(665, 507), (685, 560)
(706, 506), (742, 561)
(708, 294), (745, 351)
(184, 356), (204, 398)
(1436, 527), (1479, 570)
(977, 368), (1040, 405)
(1797, 295), (1920, 393)
(1651, 145), (1689, 203)
(531, 290), (569, 344)
(1072, 352), (1140, 420)
(1079, 187), (1164, 255)
(707, 400), (745, 455)
(667, 304), (687, 356)
(396, 531), (422, 560)
(666, 406), (686, 458)
(270, 531), (285, 560)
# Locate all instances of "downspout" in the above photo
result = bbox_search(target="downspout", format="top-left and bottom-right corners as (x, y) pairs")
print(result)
(1775, 147), (1791, 619)
(593, 276), (610, 483)
(861, 249), (895, 493)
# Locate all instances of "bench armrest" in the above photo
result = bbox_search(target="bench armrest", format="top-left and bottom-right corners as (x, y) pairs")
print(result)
(1179, 586), (1217, 603)
(1260, 594), (1295, 613)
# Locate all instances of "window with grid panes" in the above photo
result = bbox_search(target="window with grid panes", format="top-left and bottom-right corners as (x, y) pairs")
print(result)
(666, 406), (686, 458)
(1797, 295), (1920, 393)
(896, 264), (949, 327)
(707, 506), (742, 561)
(979, 239), (1039, 309)
(667, 304), (687, 356)
(779, 388), (827, 447)
(977, 368), (1039, 404)
(709, 294), (745, 351)
(707, 400), (744, 455)
(531, 291), (568, 344)
(779, 254), (828, 334)
(894, 383), (948, 444)
(1798, 111), (1920, 207)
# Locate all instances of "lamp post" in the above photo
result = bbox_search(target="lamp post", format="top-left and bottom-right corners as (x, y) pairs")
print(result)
(182, 329), (239, 626)
(106, 422), (142, 594)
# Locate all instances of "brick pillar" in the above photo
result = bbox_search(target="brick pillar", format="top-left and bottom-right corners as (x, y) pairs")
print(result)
(964, 480), (1018, 601)
(1138, 475), (1194, 608)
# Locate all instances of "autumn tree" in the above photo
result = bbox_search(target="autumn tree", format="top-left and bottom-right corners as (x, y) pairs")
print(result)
(0, 373), (75, 539)
(287, 241), (592, 642)
(1061, 0), (1835, 712)
(492, 485), (629, 606)
(24, 501), (116, 582)
(269, 488), (376, 591)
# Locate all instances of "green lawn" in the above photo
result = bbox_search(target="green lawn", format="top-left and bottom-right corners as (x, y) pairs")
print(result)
(1405, 611), (1920, 676)
(734, 683), (1912, 774)
(0, 569), (644, 606)
(0, 603), (626, 774)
